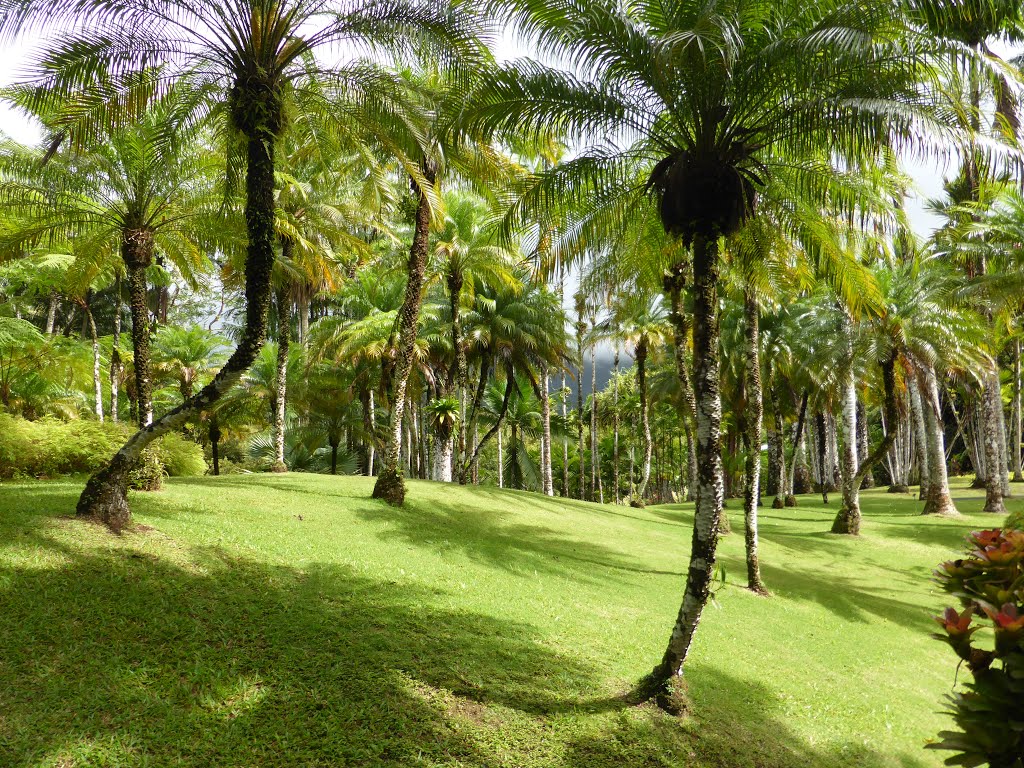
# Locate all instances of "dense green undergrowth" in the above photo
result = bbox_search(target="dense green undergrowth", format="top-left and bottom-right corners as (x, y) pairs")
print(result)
(0, 475), (1018, 767)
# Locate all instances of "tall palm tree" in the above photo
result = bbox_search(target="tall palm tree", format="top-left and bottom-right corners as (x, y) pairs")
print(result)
(0, 0), (479, 529)
(463, 0), (950, 705)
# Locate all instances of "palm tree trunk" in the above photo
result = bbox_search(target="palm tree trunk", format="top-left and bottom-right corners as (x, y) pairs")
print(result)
(997, 385), (1011, 498)
(125, 255), (153, 429)
(83, 295), (104, 422)
(372, 165), (435, 506)
(110, 274), (122, 423)
(541, 363), (554, 496)
(770, 391), (786, 510)
(787, 391), (809, 503)
(831, 363), (860, 533)
(272, 282), (291, 473)
(665, 265), (698, 501)
(448, 271), (468, 473)
(741, 288), (767, 594)
(590, 343), (601, 502)
(635, 337), (652, 505)
(613, 342), (620, 503)
(641, 234), (724, 707)
(497, 426), (504, 488)
(210, 416), (221, 476)
(983, 371), (1007, 513)
(856, 399), (874, 488)
(1013, 339), (1022, 482)
(45, 293), (59, 335)
(919, 363), (958, 516)
(76, 129), (278, 531)
(909, 377), (930, 499)
(576, 307), (586, 500)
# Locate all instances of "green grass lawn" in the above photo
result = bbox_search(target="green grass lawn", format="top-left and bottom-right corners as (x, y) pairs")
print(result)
(1, 474), (1018, 767)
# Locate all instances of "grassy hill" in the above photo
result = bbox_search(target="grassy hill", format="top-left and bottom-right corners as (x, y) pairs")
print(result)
(1, 475), (1017, 767)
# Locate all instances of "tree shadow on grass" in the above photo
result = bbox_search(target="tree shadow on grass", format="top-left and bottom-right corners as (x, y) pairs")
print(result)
(0, 524), (626, 767)
(564, 666), (936, 768)
(354, 489), (685, 584)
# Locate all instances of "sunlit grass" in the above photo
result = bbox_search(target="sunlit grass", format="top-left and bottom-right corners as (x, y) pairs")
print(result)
(0, 474), (1016, 767)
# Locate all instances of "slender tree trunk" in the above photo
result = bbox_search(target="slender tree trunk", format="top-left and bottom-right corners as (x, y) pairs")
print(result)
(641, 234), (724, 708)
(497, 426), (504, 489)
(741, 289), (767, 594)
(831, 362), (860, 533)
(330, 440), (339, 475)
(577, 324), (586, 500)
(856, 399), (874, 488)
(590, 343), (601, 503)
(272, 281), (291, 473)
(83, 295), (104, 422)
(541, 363), (554, 496)
(110, 275), (122, 423)
(1014, 338), (1022, 482)
(77, 128), (278, 531)
(909, 377), (930, 500)
(210, 417), (221, 476)
(372, 165), (435, 506)
(448, 270), (468, 474)
(919, 364), (958, 516)
(787, 391), (809, 504)
(45, 293), (59, 335)
(613, 343), (620, 504)
(635, 337), (652, 505)
(770, 391), (786, 509)
(665, 264), (698, 501)
(997, 384), (1011, 497)
(983, 371), (1007, 513)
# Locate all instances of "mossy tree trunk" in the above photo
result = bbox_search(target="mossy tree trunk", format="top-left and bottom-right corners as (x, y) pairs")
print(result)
(983, 371), (1007, 513)
(124, 234), (155, 429)
(640, 233), (724, 708)
(76, 122), (279, 532)
(372, 165), (436, 506)
(665, 265), (698, 501)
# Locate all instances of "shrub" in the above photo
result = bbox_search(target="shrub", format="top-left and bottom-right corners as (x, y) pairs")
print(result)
(0, 414), (206, 479)
(931, 528), (1024, 767)
(151, 432), (207, 477)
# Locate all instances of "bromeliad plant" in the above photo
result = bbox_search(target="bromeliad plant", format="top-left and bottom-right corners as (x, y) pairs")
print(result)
(931, 528), (1024, 767)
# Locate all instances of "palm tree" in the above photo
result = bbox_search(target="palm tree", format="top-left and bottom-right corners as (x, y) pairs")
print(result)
(152, 326), (228, 401)
(463, 0), (951, 703)
(0, 0), (479, 529)
(0, 101), (219, 429)
(613, 292), (669, 506)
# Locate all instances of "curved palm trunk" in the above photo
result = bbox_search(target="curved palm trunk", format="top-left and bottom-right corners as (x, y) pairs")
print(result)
(641, 234), (724, 708)
(982, 371), (1007, 513)
(125, 252), (154, 429)
(77, 130), (278, 531)
(634, 337), (652, 505)
(919, 363), (958, 516)
(741, 289), (767, 594)
(272, 281), (291, 473)
(372, 165), (435, 506)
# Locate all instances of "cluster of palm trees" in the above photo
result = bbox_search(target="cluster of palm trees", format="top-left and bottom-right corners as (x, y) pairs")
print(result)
(1, 0), (1023, 712)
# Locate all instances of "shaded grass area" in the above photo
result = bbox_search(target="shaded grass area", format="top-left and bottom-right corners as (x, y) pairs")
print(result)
(0, 475), (1018, 767)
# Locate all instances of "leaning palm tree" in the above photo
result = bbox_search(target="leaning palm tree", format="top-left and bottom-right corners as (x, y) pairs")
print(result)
(463, 0), (952, 707)
(0, 0), (480, 530)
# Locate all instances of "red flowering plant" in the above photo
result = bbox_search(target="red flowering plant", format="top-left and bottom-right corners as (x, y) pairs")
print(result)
(929, 528), (1024, 767)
